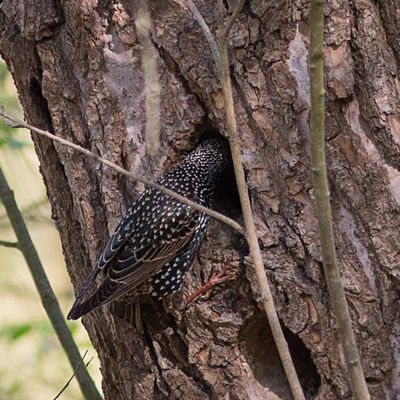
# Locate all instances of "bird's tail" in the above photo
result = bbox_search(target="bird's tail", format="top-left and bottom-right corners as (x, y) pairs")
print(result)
(110, 300), (143, 333)
(67, 278), (119, 320)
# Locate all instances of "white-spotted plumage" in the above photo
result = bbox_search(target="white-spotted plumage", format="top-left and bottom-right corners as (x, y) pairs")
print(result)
(67, 138), (230, 321)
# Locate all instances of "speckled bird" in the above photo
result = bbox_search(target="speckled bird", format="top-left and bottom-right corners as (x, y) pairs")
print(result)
(67, 138), (231, 329)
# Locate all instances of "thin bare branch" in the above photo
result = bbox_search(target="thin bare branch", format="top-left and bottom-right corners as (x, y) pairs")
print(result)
(0, 197), (51, 229)
(0, 196), (48, 221)
(0, 239), (19, 248)
(0, 108), (245, 236)
(309, 0), (370, 398)
(220, 0), (245, 44)
(183, 1), (305, 397)
(217, 0), (224, 29)
(183, 0), (221, 77)
(53, 350), (94, 400)
(218, 38), (306, 400)
(216, 2), (305, 399)
(0, 168), (102, 400)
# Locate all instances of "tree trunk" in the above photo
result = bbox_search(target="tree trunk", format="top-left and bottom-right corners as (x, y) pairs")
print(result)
(1, 0), (399, 399)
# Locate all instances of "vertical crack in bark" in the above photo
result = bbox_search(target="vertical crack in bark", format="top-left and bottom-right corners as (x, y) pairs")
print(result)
(151, 41), (209, 122)
(350, 0), (400, 172)
(26, 68), (99, 289)
(376, 1), (400, 68)
(231, 73), (267, 140)
(142, 317), (216, 399)
(142, 325), (171, 399)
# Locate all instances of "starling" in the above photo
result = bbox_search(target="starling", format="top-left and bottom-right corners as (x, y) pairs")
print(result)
(67, 138), (231, 328)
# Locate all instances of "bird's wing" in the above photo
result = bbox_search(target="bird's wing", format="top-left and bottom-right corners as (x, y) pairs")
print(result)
(96, 206), (139, 271)
(106, 205), (199, 289)
(68, 202), (200, 319)
(95, 188), (164, 270)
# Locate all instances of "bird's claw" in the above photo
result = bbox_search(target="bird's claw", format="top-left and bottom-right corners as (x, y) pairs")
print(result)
(185, 266), (235, 308)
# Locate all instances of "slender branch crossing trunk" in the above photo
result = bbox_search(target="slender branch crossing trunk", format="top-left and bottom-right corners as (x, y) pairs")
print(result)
(309, 1), (370, 398)
(218, 5), (304, 397)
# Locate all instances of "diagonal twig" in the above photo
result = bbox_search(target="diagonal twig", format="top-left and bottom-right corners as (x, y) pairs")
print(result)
(187, 0), (306, 397)
(0, 108), (244, 236)
(0, 196), (48, 223)
(216, 1), (305, 398)
(183, 0), (221, 77)
(0, 239), (19, 248)
(185, 0), (306, 398)
(0, 168), (102, 400)
(220, 0), (245, 44)
(53, 350), (94, 400)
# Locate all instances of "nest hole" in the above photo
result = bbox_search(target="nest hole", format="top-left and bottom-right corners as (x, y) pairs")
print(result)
(240, 312), (321, 399)
(197, 125), (242, 218)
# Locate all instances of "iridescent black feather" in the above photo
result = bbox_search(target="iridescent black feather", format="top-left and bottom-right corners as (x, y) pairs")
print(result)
(67, 138), (230, 321)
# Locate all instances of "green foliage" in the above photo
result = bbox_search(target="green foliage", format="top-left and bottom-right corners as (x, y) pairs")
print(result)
(0, 320), (60, 344)
(0, 319), (94, 357)
(0, 60), (28, 149)
(0, 123), (27, 149)
(68, 322), (79, 336)
(0, 318), (100, 399)
(0, 62), (8, 84)
(0, 376), (23, 400)
(0, 322), (33, 343)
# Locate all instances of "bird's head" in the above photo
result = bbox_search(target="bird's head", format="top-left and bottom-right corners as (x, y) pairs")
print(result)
(183, 138), (232, 183)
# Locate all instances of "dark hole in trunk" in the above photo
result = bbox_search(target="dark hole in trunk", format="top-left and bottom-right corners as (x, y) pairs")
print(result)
(239, 312), (321, 399)
(197, 125), (242, 217)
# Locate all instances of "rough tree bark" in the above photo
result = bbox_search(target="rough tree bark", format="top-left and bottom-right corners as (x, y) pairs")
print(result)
(1, 1), (399, 399)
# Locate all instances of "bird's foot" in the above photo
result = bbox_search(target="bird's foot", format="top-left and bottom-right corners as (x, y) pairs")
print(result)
(185, 267), (235, 308)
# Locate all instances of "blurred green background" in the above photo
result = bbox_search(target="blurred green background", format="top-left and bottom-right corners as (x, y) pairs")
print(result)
(0, 59), (102, 399)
